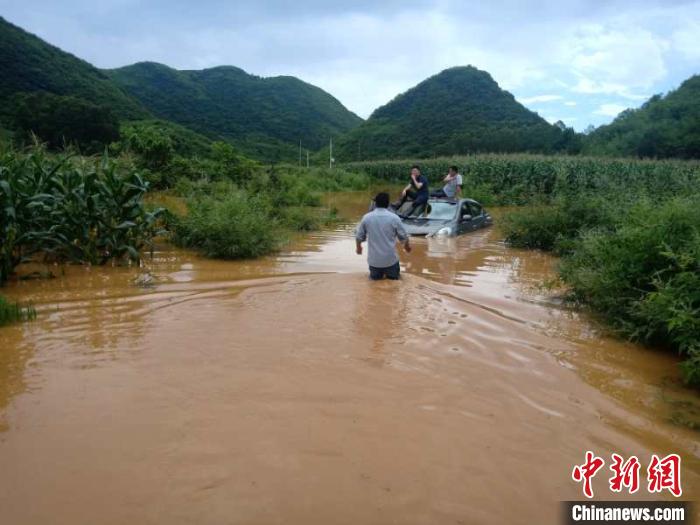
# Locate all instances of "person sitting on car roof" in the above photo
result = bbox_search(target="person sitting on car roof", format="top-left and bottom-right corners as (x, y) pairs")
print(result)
(393, 165), (429, 216)
(431, 165), (463, 200)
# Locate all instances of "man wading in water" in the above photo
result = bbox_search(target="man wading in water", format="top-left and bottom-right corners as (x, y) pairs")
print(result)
(355, 192), (411, 280)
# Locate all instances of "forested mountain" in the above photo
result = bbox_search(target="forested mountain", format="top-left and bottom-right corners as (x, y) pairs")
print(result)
(0, 16), (148, 121)
(107, 62), (363, 160)
(331, 66), (580, 161)
(584, 76), (700, 159)
(4, 13), (698, 163)
(0, 16), (361, 160)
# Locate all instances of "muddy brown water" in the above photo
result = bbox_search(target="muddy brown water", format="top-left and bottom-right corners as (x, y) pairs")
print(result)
(0, 190), (698, 524)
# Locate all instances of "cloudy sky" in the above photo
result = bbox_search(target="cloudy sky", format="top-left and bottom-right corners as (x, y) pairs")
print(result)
(2, 0), (699, 130)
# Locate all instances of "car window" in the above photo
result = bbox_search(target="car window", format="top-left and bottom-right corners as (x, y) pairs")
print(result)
(460, 202), (471, 219)
(468, 203), (482, 216)
(423, 201), (458, 220)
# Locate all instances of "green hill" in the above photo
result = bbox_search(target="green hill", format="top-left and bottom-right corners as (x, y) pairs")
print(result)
(0, 16), (361, 161)
(106, 62), (363, 160)
(332, 66), (579, 161)
(584, 76), (700, 159)
(120, 119), (214, 158)
(0, 16), (148, 121)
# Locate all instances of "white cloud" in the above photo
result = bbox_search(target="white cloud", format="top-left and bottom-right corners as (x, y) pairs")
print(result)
(571, 78), (649, 100)
(672, 19), (700, 61)
(518, 94), (563, 104)
(2, 0), (698, 128)
(594, 103), (629, 117)
(560, 23), (668, 99)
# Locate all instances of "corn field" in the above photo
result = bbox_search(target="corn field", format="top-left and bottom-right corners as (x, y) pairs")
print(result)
(0, 146), (163, 285)
(343, 154), (700, 205)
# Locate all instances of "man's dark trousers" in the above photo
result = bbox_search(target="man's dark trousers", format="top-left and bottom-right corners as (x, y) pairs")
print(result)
(369, 262), (401, 280)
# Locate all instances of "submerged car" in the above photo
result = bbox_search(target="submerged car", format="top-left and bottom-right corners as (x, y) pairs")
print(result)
(395, 198), (493, 237)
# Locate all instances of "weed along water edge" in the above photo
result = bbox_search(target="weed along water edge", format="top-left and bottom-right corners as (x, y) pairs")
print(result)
(0, 192), (698, 524)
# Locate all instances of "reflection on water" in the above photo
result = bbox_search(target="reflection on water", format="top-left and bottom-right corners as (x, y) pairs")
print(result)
(0, 189), (698, 524)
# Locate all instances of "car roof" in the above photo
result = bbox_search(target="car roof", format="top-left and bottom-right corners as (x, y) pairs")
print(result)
(428, 197), (481, 205)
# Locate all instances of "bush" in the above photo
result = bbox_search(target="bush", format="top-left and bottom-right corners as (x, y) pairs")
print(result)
(121, 123), (174, 172)
(166, 166), (348, 258)
(501, 206), (571, 251)
(559, 197), (700, 385)
(210, 141), (258, 185)
(171, 192), (280, 259)
(277, 206), (339, 232)
(501, 195), (616, 253)
(639, 249), (700, 385)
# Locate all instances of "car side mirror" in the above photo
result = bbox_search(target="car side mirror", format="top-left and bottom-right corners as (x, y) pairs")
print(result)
(461, 214), (472, 221)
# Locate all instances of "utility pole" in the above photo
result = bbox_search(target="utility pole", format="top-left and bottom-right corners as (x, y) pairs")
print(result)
(329, 137), (333, 169)
(298, 140), (302, 167)
(306, 150), (309, 168)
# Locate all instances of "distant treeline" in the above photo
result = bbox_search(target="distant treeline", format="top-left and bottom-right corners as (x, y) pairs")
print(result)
(583, 76), (700, 159)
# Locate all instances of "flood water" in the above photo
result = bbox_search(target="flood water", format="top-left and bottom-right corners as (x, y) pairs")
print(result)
(0, 190), (698, 524)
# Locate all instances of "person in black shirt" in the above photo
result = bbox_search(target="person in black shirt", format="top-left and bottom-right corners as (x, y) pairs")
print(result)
(394, 165), (429, 217)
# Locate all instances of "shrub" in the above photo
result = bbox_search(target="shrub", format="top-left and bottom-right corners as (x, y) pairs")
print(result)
(277, 206), (339, 232)
(638, 249), (700, 385)
(171, 192), (280, 259)
(501, 206), (570, 251)
(121, 123), (174, 172)
(501, 195), (616, 253)
(559, 197), (700, 385)
(210, 141), (258, 185)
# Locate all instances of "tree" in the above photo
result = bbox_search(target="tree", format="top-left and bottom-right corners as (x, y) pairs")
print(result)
(10, 91), (120, 152)
(584, 76), (700, 159)
(121, 123), (174, 171)
(210, 141), (257, 185)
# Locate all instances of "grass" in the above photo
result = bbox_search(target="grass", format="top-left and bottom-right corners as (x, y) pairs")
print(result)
(0, 294), (36, 326)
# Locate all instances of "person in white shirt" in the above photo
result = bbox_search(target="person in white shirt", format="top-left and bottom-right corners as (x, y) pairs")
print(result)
(431, 165), (463, 199)
(355, 192), (411, 280)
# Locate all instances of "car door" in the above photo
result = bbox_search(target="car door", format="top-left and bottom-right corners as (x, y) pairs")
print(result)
(468, 202), (486, 230)
(457, 201), (473, 233)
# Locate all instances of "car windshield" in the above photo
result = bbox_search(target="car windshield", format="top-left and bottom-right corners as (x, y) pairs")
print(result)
(424, 201), (458, 219)
(398, 200), (457, 220)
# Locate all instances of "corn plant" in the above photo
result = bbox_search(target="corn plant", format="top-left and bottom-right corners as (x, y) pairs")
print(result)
(0, 145), (163, 284)
(342, 154), (700, 205)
